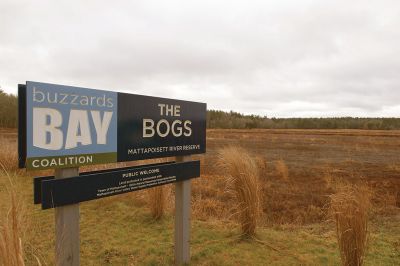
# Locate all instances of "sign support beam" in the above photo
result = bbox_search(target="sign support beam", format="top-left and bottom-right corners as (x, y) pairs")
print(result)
(174, 155), (191, 265)
(54, 167), (80, 266)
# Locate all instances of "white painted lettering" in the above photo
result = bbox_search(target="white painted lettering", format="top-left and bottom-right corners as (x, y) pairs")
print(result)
(143, 119), (155, 138)
(184, 120), (192, 136)
(65, 110), (92, 149)
(171, 120), (182, 137)
(91, 111), (112, 145)
(157, 119), (170, 137)
(33, 107), (63, 150)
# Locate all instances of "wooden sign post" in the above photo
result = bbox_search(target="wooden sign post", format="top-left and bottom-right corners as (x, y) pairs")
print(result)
(175, 155), (192, 265)
(54, 168), (80, 266)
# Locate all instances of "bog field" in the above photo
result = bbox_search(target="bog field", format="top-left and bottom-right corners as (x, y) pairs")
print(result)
(0, 128), (399, 265)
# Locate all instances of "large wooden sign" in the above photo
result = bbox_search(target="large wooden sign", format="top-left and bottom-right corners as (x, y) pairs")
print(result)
(18, 81), (206, 170)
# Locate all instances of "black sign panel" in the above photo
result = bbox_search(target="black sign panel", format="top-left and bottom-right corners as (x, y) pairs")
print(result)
(39, 161), (200, 209)
(33, 161), (172, 205)
(117, 93), (206, 161)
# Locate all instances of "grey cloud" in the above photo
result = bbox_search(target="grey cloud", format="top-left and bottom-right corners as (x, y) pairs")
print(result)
(1, 0), (399, 117)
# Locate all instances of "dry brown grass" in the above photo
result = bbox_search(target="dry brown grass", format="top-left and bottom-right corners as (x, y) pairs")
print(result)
(191, 175), (230, 221)
(0, 136), (19, 173)
(330, 184), (371, 266)
(148, 186), (167, 220)
(322, 169), (334, 189)
(145, 158), (174, 220)
(255, 156), (267, 173)
(275, 159), (289, 181)
(0, 176), (27, 266)
(192, 197), (224, 221)
(219, 146), (261, 237)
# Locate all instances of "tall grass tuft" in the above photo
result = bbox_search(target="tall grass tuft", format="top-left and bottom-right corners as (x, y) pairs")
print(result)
(146, 158), (171, 220)
(0, 184), (26, 265)
(330, 184), (371, 266)
(219, 146), (261, 238)
(148, 186), (166, 220)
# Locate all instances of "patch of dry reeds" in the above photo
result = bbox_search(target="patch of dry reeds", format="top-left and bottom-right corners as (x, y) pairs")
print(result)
(0, 137), (19, 173)
(148, 186), (167, 220)
(275, 159), (289, 181)
(219, 146), (261, 237)
(0, 179), (26, 266)
(330, 184), (371, 266)
(145, 158), (173, 220)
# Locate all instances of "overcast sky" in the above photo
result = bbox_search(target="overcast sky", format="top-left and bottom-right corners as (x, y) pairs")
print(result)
(1, 0), (399, 117)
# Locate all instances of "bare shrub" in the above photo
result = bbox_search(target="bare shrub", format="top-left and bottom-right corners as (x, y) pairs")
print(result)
(275, 159), (289, 181)
(148, 186), (167, 220)
(330, 184), (371, 266)
(219, 146), (261, 237)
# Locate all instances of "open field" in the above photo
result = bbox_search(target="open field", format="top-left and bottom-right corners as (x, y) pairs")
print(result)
(201, 129), (400, 224)
(1, 128), (399, 265)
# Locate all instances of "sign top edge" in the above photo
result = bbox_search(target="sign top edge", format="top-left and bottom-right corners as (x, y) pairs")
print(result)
(26, 81), (207, 106)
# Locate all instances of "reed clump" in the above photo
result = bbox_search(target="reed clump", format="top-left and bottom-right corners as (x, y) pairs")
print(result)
(145, 158), (173, 220)
(330, 184), (371, 266)
(219, 146), (261, 237)
(0, 185), (26, 266)
(148, 186), (166, 220)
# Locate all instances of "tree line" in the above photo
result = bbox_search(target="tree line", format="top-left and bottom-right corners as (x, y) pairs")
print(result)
(207, 110), (400, 130)
(0, 89), (18, 128)
(0, 91), (399, 130)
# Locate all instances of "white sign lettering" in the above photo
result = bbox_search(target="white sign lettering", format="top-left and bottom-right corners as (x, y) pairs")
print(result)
(32, 107), (113, 150)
